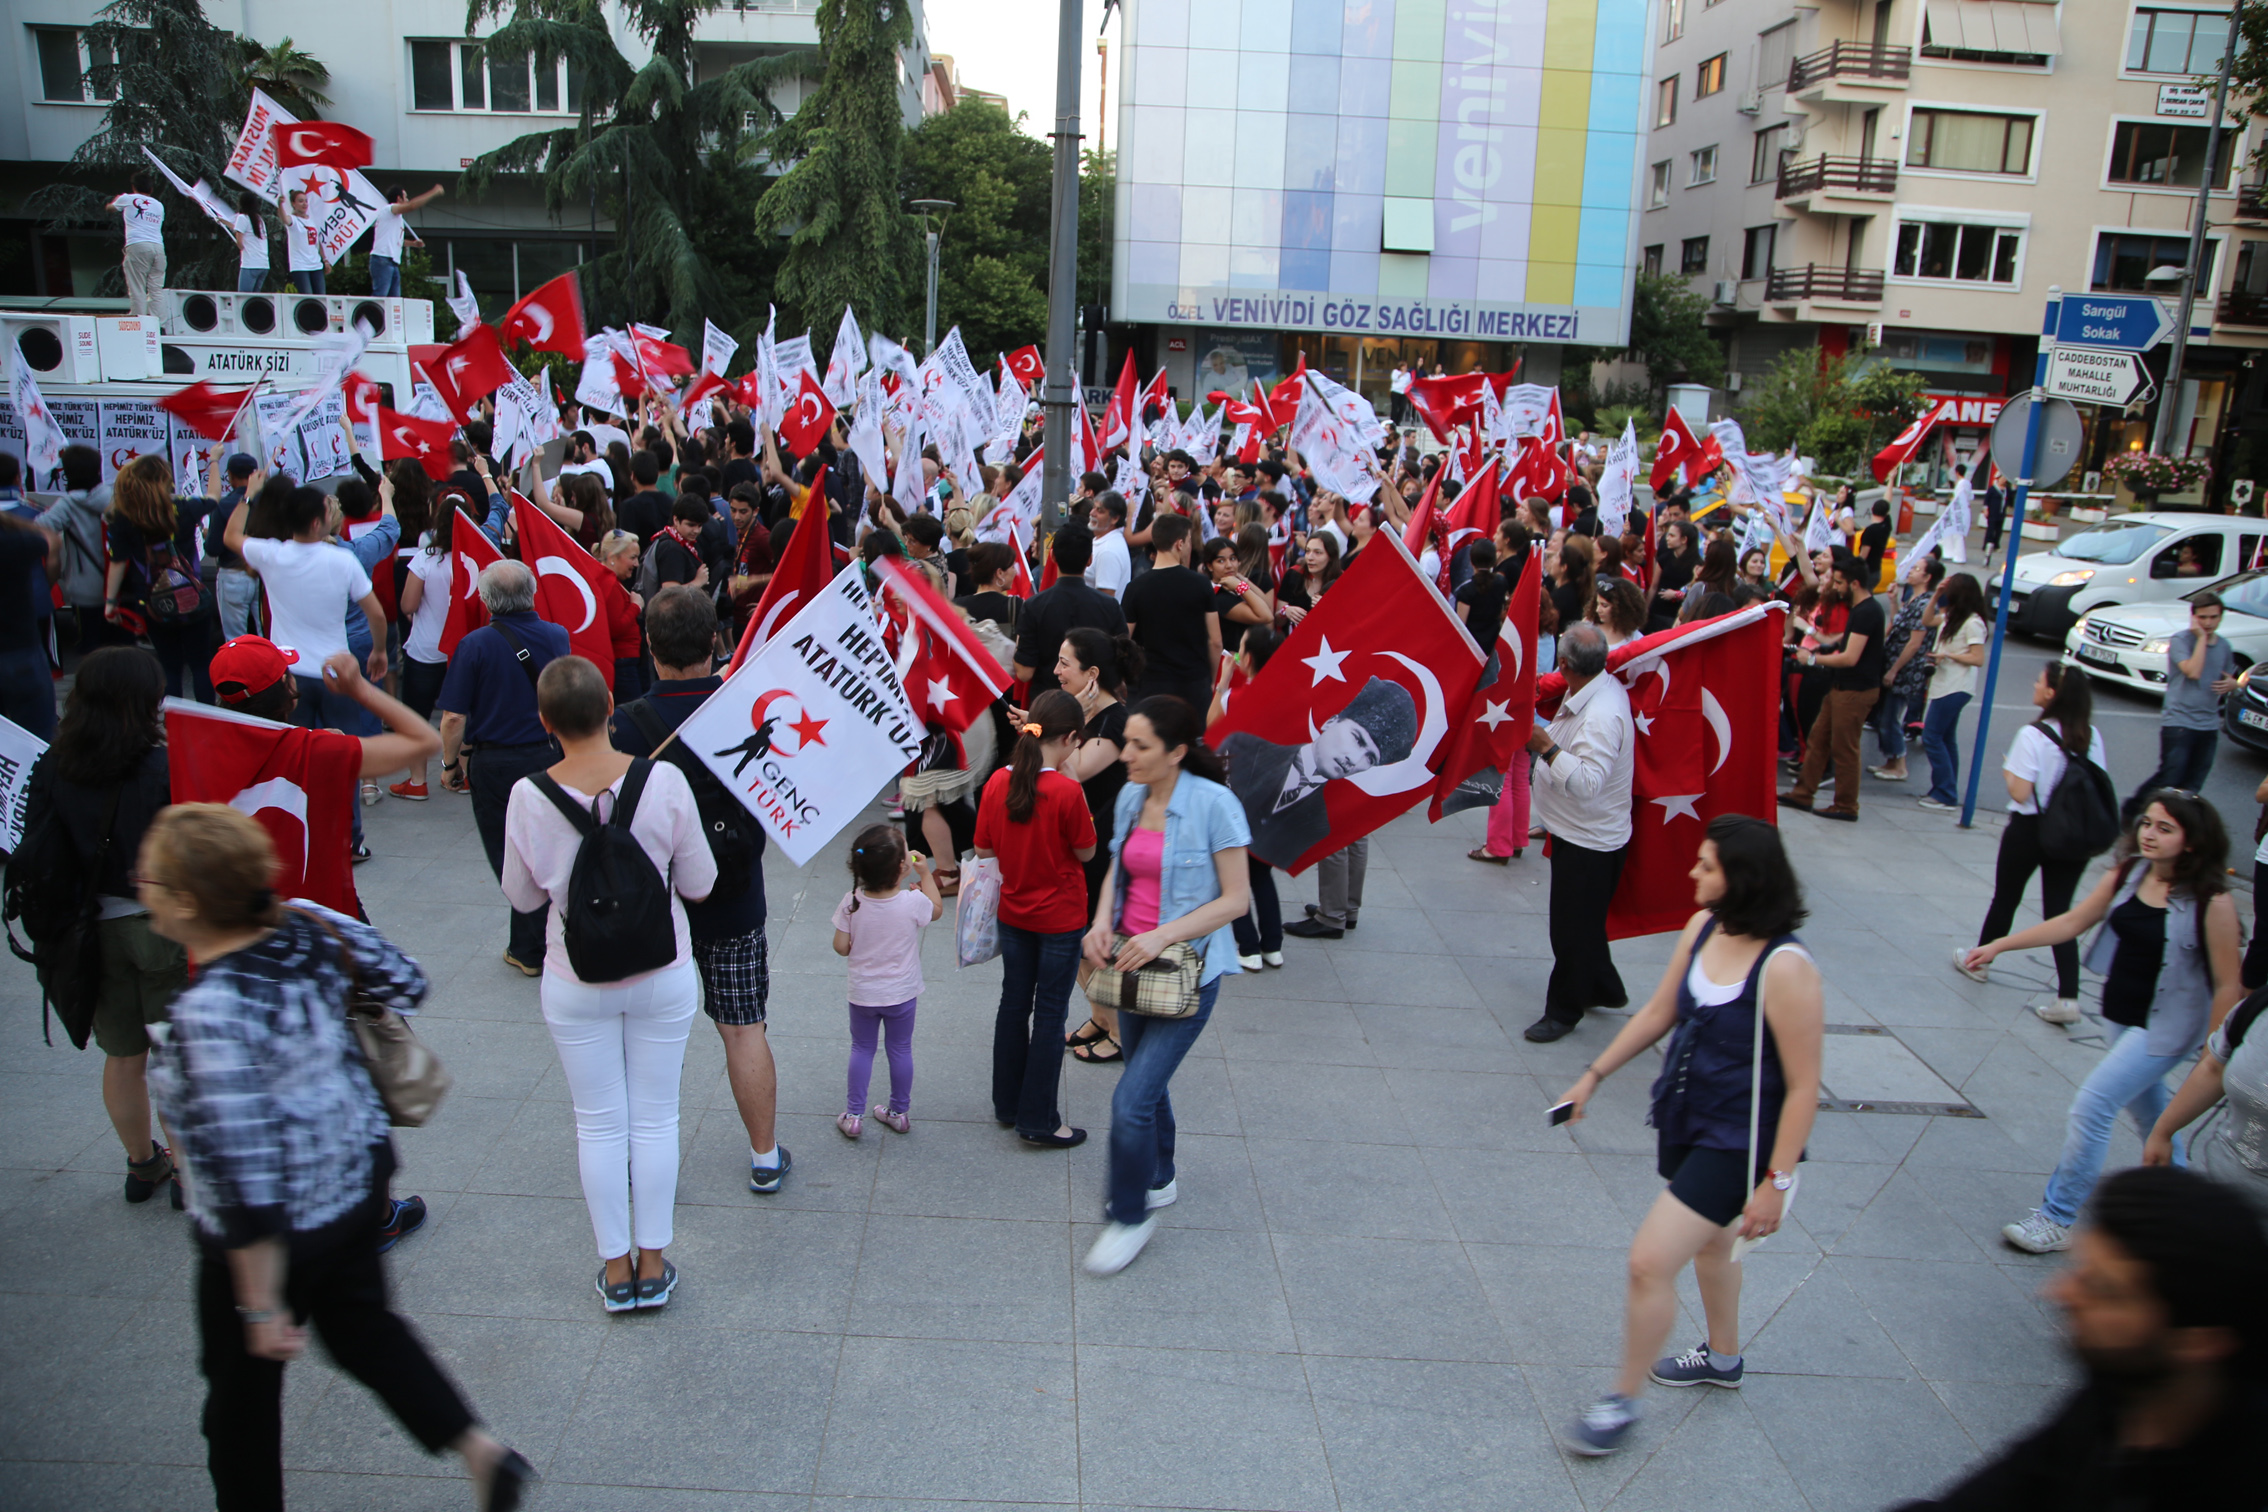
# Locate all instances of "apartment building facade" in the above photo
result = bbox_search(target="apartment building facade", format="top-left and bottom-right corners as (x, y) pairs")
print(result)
(1642, 0), (2265, 492)
(1, 0), (936, 310)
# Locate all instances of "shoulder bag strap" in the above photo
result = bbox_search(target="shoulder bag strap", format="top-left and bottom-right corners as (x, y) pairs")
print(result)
(528, 772), (599, 837)
(1748, 936), (1798, 1193)
(489, 620), (543, 693)
(625, 699), (669, 749)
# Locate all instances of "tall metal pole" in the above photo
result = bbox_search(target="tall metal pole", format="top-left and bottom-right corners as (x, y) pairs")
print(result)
(924, 228), (941, 356)
(2148, 0), (2239, 457)
(1038, 0), (1083, 538)
(1961, 291), (2060, 828)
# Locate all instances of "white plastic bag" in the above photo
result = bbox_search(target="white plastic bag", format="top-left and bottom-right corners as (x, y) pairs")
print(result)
(955, 855), (1003, 968)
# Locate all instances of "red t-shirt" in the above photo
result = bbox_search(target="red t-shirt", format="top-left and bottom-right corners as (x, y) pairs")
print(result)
(974, 766), (1098, 934)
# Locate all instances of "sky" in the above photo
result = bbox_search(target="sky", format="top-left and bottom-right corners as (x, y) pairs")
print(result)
(921, 0), (1123, 149)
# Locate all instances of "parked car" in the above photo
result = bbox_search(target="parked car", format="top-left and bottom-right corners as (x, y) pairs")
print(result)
(1992, 512), (2268, 639)
(2063, 572), (2267, 703)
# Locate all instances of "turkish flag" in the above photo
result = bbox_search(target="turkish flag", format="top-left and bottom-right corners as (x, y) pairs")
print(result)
(501, 272), (587, 356)
(872, 555), (1011, 735)
(1872, 407), (1937, 483)
(730, 468), (832, 672)
(1535, 602), (1786, 939)
(1267, 355), (1308, 416)
(375, 406), (458, 481)
(340, 369), (382, 423)
(1400, 466), (1443, 560)
(270, 120), (372, 176)
(1428, 545), (1542, 820)
(425, 323), (516, 424)
(512, 494), (619, 689)
(780, 368), (837, 456)
(1510, 436), (1569, 506)
(166, 701), (362, 917)
(1098, 351), (1137, 454)
(682, 368), (730, 410)
(156, 380), (256, 442)
(439, 505), (502, 656)
(1003, 345), (1044, 390)
(1406, 372), (1491, 443)
(630, 326), (695, 380)
(1443, 458), (1503, 558)
(1651, 409), (1702, 493)
(1207, 531), (1484, 874)
(1005, 518), (1036, 599)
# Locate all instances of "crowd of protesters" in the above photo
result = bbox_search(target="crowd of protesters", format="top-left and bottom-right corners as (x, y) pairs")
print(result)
(9, 356), (2268, 1509)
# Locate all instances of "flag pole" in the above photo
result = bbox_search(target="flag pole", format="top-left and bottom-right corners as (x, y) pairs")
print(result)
(1960, 291), (2059, 829)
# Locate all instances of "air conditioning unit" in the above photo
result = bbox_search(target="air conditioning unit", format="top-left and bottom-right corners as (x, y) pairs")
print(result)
(1713, 280), (1738, 305)
(1, 313), (104, 383)
(1738, 88), (1763, 114)
(170, 290), (287, 339)
(1727, 371), (1744, 393)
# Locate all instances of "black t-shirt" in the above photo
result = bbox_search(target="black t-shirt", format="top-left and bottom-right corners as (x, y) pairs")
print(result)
(2102, 892), (2168, 1030)
(1549, 579), (1588, 636)
(1213, 580), (1261, 655)
(1834, 593), (1889, 690)
(718, 457), (760, 498)
(607, 675), (766, 941)
(1079, 700), (1131, 842)
(1457, 571), (1509, 651)
(956, 589), (1020, 633)
(104, 502), (211, 617)
(653, 530), (703, 587)
(0, 525), (47, 652)
(1122, 564), (1216, 685)
(619, 490), (671, 546)
(1860, 520), (1891, 577)
(1012, 579), (1127, 694)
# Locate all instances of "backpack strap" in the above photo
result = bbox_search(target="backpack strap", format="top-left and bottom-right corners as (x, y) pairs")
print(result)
(529, 772), (599, 837)
(610, 758), (654, 833)
(624, 699), (670, 751)
(489, 620), (543, 692)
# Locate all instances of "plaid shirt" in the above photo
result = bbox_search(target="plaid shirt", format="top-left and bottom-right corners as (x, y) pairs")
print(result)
(151, 905), (425, 1247)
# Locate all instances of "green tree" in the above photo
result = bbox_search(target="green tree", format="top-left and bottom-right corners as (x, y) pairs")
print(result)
(26, 0), (265, 293)
(1743, 349), (1927, 476)
(754, 0), (923, 340)
(235, 36), (332, 117)
(902, 101), (1050, 365)
(463, 0), (788, 343)
(1606, 272), (1725, 399)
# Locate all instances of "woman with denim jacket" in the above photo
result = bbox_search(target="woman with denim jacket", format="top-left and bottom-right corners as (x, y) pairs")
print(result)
(1080, 696), (1252, 1276)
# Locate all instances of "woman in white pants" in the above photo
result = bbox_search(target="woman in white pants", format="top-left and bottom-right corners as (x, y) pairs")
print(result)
(502, 656), (716, 1312)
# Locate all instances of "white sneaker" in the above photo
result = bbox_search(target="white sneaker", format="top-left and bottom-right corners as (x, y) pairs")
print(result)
(1145, 1178), (1178, 1210)
(1262, 951), (1284, 968)
(1237, 953), (1263, 972)
(1951, 946), (1990, 984)
(1083, 1217), (1158, 1275)
(2032, 998), (2081, 1025)
(2001, 1210), (2072, 1254)
(1917, 796), (1955, 812)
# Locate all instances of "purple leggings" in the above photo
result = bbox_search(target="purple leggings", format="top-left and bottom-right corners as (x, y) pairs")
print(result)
(847, 998), (917, 1117)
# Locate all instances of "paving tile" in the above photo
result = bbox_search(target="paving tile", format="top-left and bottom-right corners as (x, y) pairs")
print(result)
(1072, 1224), (1297, 1354)
(1470, 1241), (1687, 1368)
(843, 1215), (1073, 1344)
(1226, 1062), (1409, 1145)
(0, 1168), (194, 1301)
(1824, 1166), (1996, 1264)
(1245, 1136), (1454, 1240)
(1602, 1392), (1811, 1512)
(1831, 1255), (2072, 1383)
(1742, 1371), (1984, 1511)
(1275, 1233), (1510, 1362)
(816, 1337), (1076, 1504)
(1305, 1354), (1580, 1512)
(1513, 1361), (1708, 1511)
(1073, 1344), (1334, 1510)
(1421, 1146), (1632, 1248)
(866, 1114), (1072, 1223)
(1738, 1256), (1914, 1380)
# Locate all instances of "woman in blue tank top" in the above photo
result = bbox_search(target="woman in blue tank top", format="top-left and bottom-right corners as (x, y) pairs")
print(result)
(1552, 815), (1825, 1459)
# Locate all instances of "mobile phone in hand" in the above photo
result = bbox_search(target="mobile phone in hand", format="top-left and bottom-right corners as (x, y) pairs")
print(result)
(1548, 1100), (1576, 1127)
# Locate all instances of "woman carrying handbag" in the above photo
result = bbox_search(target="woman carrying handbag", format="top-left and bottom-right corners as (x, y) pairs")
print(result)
(1552, 816), (1824, 1458)
(1080, 696), (1251, 1277)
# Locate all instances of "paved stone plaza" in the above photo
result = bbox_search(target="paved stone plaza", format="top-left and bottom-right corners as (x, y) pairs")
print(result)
(2, 630), (2246, 1511)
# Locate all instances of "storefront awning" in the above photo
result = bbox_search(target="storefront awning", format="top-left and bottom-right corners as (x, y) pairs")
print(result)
(1925, 0), (2062, 56)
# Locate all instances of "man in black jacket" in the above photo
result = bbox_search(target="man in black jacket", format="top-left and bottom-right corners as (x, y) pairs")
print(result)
(1892, 1165), (2267, 1512)
(1011, 525), (1126, 696)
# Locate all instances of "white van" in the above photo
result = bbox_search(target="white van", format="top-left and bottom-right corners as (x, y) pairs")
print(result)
(1992, 512), (2268, 638)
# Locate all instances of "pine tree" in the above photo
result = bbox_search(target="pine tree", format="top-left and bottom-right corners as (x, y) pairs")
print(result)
(754, 0), (922, 339)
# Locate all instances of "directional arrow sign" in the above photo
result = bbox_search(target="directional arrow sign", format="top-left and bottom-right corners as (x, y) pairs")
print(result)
(2053, 294), (2175, 352)
(2045, 345), (2155, 407)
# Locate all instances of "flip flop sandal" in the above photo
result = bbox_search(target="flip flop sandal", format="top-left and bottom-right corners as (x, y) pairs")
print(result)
(1071, 1037), (1122, 1065)
(1066, 1019), (1111, 1050)
(1466, 847), (1510, 865)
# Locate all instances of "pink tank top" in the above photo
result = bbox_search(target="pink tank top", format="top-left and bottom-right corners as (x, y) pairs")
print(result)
(1120, 828), (1164, 934)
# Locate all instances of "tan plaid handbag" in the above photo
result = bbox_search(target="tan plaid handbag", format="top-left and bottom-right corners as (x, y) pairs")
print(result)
(1084, 934), (1204, 1019)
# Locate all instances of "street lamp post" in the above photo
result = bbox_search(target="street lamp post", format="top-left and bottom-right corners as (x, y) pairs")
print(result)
(1038, 0), (1084, 538)
(911, 198), (954, 358)
(2147, 0), (2240, 458)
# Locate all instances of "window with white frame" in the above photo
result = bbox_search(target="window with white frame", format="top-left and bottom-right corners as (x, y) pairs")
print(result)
(1663, 0), (1685, 43)
(408, 39), (583, 114)
(1650, 160), (1673, 207)
(1906, 109), (2035, 175)
(1742, 225), (1777, 280)
(1689, 145), (1719, 186)
(1657, 76), (1679, 128)
(1644, 244), (1665, 277)
(2126, 8), (2233, 75)
(1752, 124), (1790, 184)
(1893, 216), (2024, 285)
(32, 27), (118, 103)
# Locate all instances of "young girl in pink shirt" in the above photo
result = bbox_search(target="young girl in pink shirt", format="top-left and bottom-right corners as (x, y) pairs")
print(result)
(830, 824), (943, 1138)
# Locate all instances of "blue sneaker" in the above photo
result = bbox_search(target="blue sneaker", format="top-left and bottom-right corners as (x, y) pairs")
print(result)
(749, 1146), (792, 1195)
(1564, 1393), (1640, 1456)
(376, 1196), (427, 1253)
(1651, 1341), (1744, 1389)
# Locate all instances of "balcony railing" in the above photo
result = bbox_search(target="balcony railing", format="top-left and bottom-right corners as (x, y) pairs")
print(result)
(1788, 41), (1913, 92)
(2217, 290), (2268, 327)
(1776, 155), (1900, 199)
(2238, 184), (2268, 221)
(1766, 265), (1886, 304)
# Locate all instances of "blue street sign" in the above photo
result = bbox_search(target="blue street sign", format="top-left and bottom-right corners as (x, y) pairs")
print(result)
(2052, 294), (2174, 351)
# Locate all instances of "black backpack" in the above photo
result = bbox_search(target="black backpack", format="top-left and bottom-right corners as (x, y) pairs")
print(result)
(623, 698), (760, 900)
(2036, 730), (2119, 863)
(144, 534), (209, 626)
(530, 759), (677, 983)
(3, 777), (122, 1049)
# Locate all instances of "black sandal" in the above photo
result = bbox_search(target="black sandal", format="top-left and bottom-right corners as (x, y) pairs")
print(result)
(1070, 1037), (1122, 1065)
(124, 1143), (173, 1204)
(1065, 1018), (1111, 1050)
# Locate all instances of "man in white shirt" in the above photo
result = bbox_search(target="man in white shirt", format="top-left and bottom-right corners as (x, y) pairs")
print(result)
(283, 187), (325, 294)
(108, 172), (166, 320)
(1388, 362), (1412, 426)
(369, 184), (445, 298)
(1086, 491), (1132, 599)
(555, 430), (613, 482)
(222, 480), (387, 722)
(1524, 621), (1636, 1043)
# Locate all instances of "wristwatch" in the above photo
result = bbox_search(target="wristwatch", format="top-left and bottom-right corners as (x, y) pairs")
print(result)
(1767, 1168), (1795, 1192)
(235, 1306), (278, 1323)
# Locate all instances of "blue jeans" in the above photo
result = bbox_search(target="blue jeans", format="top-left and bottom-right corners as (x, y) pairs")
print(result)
(0, 645), (55, 741)
(369, 256), (400, 298)
(216, 567), (260, 640)
(1872, 686), (1920, 763)
(993, 922), (1084, 1135)
(1105, 977), (1220, 1224)
(1921, 690), (1971, 804)
(2125, 725), (2220, 821)
(2039, 1024), (2190, 1225)
(290, 269), (325, 294)
(237, 269), (268, 292)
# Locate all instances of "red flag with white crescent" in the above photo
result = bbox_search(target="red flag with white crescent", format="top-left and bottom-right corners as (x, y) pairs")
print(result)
(1651, 408), (1700, 494)
(156, 380), (258, 442)
(501, 272), (587, 356)
(730, 468), (833, 672)
(165, 701), (362, 917)
(375, 405), (457, 482)
(1428, 544), (1542, 820)
(439, 506), (502, 656)
(780, 368), (837, 456)
(872, 555), (1012, 735)
(1003, 345), (1045, 389)
(512, 494), (620, 689)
